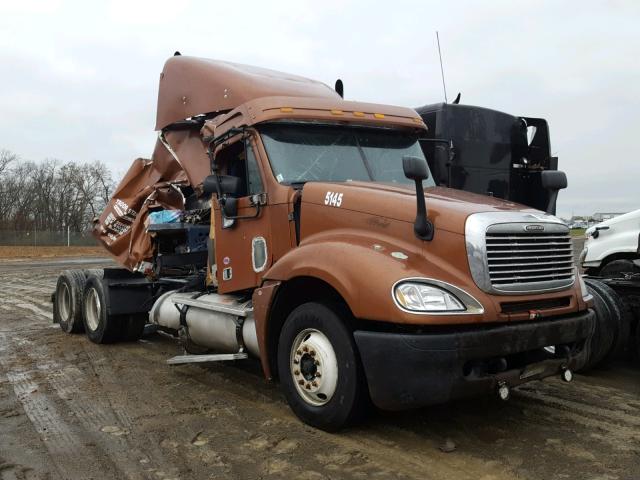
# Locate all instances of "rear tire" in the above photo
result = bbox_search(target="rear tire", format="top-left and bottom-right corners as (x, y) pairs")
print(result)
(635, 320), (640, 361)
(585, 279), (628, 361)
(579, 284), (616, 371)
(54, 270), (87, 334)
(82, 274), (121, 344)
(277, 302), (368, 431)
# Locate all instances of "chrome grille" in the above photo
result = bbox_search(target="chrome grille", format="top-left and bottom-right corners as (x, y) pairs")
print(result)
(465, 212), (576, 295)
(485, 224), (574, 292)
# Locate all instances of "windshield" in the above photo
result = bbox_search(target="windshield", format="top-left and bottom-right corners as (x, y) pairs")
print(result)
(259, 123), (435, 186)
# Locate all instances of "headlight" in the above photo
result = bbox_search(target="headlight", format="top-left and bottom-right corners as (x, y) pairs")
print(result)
(395, 283), (465, 312)
(579, 247), (588, 265)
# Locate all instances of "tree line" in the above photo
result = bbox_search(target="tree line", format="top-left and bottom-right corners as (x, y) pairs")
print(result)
(0, 149), (114, 232)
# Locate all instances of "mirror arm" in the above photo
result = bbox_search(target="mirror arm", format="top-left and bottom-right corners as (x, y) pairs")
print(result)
(545, 190), (558, 215)
(219, 193), (265, 221)
(220, 201), (261, 221)
(413, 178), (434, 241)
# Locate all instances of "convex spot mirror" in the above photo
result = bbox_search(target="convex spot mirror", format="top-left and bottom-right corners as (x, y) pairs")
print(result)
(203, 174), (244, 196)
(541, 170), (567, 191)
(221, 197), (238, 218)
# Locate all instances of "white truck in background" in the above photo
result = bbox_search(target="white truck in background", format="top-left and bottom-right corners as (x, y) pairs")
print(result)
(581, 208), (640, 360)
(581, 209), (640, 276)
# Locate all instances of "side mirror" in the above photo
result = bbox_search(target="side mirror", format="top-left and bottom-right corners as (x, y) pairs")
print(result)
(541, 170), (567, 191)
(403, 156), (434, 241)
(541, 170), (567, 215)
(202, 174), (244, 196)
(403, 155), (429, 181)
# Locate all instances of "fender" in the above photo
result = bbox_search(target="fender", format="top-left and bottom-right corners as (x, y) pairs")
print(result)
(263, 231), (488, 324)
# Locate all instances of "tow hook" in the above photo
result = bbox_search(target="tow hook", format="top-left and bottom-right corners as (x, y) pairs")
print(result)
(497, 382), (510, 401)
(560, 367), (573, 383)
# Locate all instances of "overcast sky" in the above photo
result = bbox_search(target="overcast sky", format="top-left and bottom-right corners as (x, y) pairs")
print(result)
(0, 0), (638, 218)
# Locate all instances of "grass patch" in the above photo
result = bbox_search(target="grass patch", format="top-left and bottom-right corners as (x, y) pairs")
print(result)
(0, 246), (106, 259)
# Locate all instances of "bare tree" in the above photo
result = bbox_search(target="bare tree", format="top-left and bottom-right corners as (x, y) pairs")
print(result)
(0, 149), (16, 176)
(0, 149), (115, 233)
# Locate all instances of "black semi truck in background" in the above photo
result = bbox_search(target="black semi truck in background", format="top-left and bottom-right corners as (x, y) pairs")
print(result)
(418, 102), (558, 213)
(417, 101), (639, 366)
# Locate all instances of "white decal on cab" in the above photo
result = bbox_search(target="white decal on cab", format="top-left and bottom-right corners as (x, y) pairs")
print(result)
(324, 191), (343, 207)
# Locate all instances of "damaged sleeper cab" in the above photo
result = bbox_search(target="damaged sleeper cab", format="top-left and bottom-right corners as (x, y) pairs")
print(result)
(59, 56), (595, 431)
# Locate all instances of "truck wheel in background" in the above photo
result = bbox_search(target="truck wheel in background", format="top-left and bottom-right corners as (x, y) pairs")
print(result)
(82, 274), (121, 344)
(636, 321), (640, 361)
(277, 302), (368, 431)
(120, 314), (147, 342)
(579, 284), (616, 371)
(599, 259), (640, 277)
(83, 268), (105, 279)
(584, 279), (628, 361)
(53, 270), (87, 334)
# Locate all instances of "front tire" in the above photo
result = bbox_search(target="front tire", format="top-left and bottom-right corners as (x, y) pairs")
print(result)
(600, 259), (640, 277)
(277, 302), (367, 431)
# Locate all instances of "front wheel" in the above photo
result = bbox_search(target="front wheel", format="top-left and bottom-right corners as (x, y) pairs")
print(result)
(277, 302), (368, 431)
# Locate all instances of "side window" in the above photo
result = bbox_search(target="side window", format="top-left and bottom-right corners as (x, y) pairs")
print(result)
(217, 142), (247, 198)
(246, 141), (264, 195)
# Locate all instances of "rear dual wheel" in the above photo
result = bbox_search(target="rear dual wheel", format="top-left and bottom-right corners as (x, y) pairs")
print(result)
(82, 274), (146, 344)
(54, 270), (88, 333)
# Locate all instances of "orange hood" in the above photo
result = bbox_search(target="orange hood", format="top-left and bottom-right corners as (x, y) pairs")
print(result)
(300, 182), (541, 235)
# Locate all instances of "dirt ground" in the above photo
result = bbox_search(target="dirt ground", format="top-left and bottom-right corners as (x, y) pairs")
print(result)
(0, 246), (106, 259)
(0, 256), (638, 480)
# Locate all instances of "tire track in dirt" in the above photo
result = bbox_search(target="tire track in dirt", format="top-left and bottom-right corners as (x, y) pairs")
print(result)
(0, 334), (123, 480)
(169, 360), (519, 480)
(3, 330), (183, 480)
(3, 297), (52, 321)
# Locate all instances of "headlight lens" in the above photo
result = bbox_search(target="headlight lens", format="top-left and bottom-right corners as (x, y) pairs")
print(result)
(394, 282), (466, 312)
(579, 247), (588, 265)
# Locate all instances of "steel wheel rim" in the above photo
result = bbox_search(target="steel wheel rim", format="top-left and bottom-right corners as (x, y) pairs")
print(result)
(290, 328), (338, 406)
(59, 283), (71, 322)
(85, 288), (101, 332)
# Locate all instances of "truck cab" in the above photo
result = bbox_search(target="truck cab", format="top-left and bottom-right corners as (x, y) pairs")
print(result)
(64, 56), (596, 431)
(581, 209), (640, 276)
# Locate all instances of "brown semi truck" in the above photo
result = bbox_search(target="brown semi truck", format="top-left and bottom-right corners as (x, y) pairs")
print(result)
(53, 55), (595, 430)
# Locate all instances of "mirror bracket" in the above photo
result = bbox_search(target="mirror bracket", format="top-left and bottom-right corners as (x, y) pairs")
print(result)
(403, 155), (435, 241)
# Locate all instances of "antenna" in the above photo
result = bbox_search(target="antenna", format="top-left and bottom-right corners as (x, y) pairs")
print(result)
(436, 31), (448, 103)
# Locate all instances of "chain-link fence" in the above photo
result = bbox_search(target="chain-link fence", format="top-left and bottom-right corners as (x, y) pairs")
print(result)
(0, 230), (97, 246)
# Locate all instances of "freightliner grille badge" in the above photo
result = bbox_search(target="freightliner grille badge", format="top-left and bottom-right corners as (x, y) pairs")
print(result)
(524, 224), (545, 232)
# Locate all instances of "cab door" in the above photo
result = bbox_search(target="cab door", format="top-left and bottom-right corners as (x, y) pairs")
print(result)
(213, 136), (272, 293)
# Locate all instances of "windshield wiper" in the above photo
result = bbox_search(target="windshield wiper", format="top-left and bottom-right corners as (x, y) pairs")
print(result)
(354, 135), (374, 181)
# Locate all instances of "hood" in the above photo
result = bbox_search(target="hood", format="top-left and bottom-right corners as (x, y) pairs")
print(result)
(585, 208), (639, 236)
(301, 181), (543, 234)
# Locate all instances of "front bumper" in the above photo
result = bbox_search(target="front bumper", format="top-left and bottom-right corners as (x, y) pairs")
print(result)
(353, 309), (595, 411)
